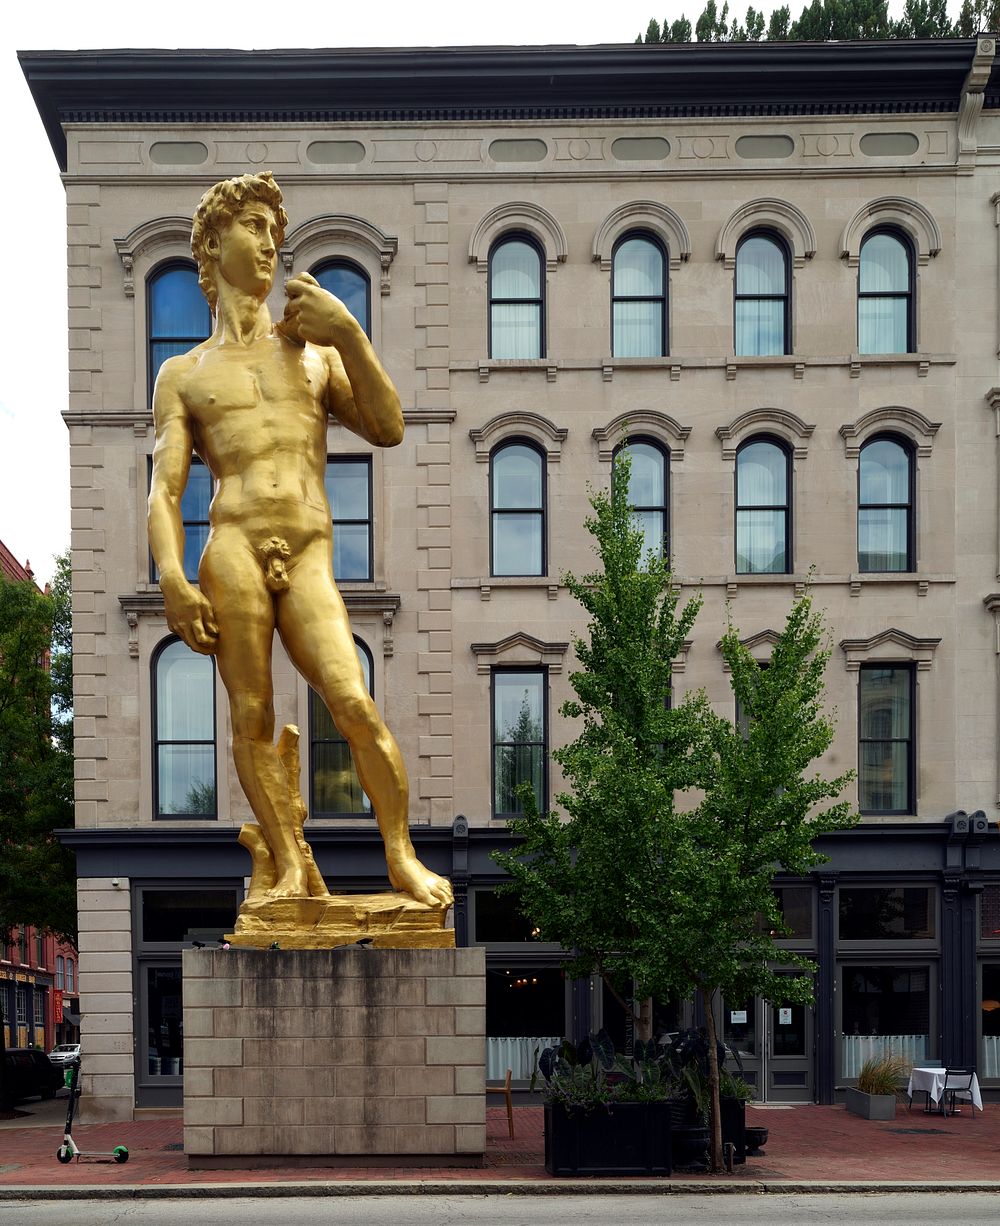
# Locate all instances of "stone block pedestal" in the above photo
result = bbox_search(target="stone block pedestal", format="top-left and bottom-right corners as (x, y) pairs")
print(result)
(182, 946), (486, 1167)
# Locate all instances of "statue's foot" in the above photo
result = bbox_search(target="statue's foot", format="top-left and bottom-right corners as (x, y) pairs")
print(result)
(265, 867), (309, 899)
(388, 853), (454, 907)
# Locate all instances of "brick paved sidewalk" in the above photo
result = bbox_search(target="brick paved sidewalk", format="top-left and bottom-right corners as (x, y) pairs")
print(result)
(0, 1103), (997, 1190)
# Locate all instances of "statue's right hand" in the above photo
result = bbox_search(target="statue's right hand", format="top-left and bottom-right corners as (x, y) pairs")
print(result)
(162, 579), (219, 654)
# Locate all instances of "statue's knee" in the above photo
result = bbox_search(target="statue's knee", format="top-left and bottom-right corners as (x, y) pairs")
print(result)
(334, 692), (379, 742)
(231, 694), (274, 742)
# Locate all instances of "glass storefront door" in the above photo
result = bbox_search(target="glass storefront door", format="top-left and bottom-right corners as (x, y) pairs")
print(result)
(723, 978), (814, 1103)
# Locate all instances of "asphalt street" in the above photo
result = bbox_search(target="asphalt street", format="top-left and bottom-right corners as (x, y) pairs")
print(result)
(6, 1195), (1000, 1226)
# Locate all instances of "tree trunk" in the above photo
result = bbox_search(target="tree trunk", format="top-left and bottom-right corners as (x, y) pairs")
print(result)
(701, 986), (723, 1174)
(635, 996), (653, 1042)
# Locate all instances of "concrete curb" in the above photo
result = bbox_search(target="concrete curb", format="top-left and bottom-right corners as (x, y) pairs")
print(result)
(3, 1180), (1000, 1199)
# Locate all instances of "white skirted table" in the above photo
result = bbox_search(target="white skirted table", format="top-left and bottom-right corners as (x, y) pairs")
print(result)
(906, 1066), (983, 1114)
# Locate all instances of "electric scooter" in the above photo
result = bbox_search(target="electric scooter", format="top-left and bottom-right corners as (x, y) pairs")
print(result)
(56, 1057), (129, 1164)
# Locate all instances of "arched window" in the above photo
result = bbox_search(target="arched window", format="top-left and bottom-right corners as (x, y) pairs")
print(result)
(312, 259), (371, 338)
(152, 638), (216, 819)
(147, 261), (211, 397)
(489, 236), (544, 359)
(858, 230), (914, 354)
(66, 959), (75, 993)
(310, 639), (373, 817)
(735, 438), (791, 574)
(612, 233), (666, 357)
(614, 439), (669, 559)
(490, 442), (545, 576)
(735, 232), (789, 356)
(56, 956), (65, 990)
(858, 436), (913, 573)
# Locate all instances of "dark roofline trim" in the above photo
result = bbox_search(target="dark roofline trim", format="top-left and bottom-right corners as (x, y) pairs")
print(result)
(19, 39), (997, 172)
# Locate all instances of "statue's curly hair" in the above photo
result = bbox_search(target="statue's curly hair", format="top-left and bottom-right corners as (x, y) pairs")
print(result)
(191, 171), (289, 310)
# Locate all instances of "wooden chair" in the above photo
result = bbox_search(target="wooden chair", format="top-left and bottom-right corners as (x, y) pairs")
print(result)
(487, 1068), (514, 1139)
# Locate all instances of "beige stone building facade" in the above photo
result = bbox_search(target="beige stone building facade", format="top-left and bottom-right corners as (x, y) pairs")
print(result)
(20, 38), (1000, 1119)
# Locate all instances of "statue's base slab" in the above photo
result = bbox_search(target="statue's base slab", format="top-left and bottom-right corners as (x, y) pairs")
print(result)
(182, 946), (486, 1165)
(227, 891), (454, 950)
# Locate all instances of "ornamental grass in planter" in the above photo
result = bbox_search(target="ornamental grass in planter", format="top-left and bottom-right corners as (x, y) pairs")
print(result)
(846, 1053), (908, 1120)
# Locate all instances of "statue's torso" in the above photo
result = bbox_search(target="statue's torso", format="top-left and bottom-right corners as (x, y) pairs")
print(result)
(177, 334), (335, 548)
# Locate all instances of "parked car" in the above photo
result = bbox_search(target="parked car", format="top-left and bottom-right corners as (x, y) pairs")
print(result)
(4, 1048), (63, 1102)
(47, 1043), (81, 1069)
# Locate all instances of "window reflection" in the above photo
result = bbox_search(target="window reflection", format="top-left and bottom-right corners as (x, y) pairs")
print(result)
(153, 639), (216, 818)
(148, 263), (211, 394)
(490, 238), (543, 359)
(313, 260), (371, 337)
(612, 235), (666, 357)
(735, 234), (788, 356)
(858, 666), (913, 814)
(325, 458), (372, 582)
(310, 640), (373, 816)
(493, 671), (545, 816)
(859, 438), (912, 572)
(858, 231), (912, 354)
(491, 443), (545, 576)
(735, 439), (790, 574)
(615, 440), (668, 559)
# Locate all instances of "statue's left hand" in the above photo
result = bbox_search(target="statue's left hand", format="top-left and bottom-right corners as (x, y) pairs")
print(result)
(280, 272), (358, 348)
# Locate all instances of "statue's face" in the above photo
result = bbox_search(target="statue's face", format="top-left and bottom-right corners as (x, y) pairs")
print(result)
(213, 201), (280, 299)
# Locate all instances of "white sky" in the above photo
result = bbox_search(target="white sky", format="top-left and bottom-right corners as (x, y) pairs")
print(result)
(0, 1), (919, 582)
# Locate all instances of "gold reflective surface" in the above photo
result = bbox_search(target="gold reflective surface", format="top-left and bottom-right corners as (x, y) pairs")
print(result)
(148, 173), (452, 947)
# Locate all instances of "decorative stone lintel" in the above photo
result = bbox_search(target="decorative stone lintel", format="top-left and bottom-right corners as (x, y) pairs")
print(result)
(718, 627), (782, 672)
(592, 412), (692, 463)
(840, 628), (941, 672)
(839, 407), (941, 459)
(716, 409), (815, 462)
(470, 631), (569, 675)
(469, 412), (567, 463)
(670, 639), (694, 674)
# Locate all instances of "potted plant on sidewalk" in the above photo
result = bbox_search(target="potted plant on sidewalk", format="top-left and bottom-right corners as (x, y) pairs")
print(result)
(535, 1031), (674, 1176)
(845, 1053), (907, 1120)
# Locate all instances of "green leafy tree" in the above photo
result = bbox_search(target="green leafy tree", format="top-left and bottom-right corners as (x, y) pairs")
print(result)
(672, 595), (858, 1170)
(696, 0), (732, 39)
(0, 552), (76, 1113)
(495, 454), (857, 1172)
(953, 0), (1000, 33)
(767, 4), (793, 36)
(493, 450), (712, 1039)
(638, 15), (694, 40)
(894, 0), (954, 35)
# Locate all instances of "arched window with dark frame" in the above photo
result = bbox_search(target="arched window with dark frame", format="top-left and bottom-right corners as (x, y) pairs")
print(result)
(312, 258), (371, 338)
(613, 438), (669, 560)
(858, 229), (914, 354)
(490, 441), (545, 577)
(310, 638), (373, 817)
(858, 435), (913, 573)
(735, 437), (791, 574)
(489, 234), (544, 359)
(611, 232), (667, 357)
(152, 637), (216, 819)
(735, 231), (790, 356)
(147, 261), (211, 398)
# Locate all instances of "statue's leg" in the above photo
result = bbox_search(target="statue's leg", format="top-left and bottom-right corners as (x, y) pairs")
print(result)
(200, 528), (309, 898)
(276, 542), (453, 908)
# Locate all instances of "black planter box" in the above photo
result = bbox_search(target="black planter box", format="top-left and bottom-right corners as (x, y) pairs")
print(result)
(543, 1101), (673, 1176)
